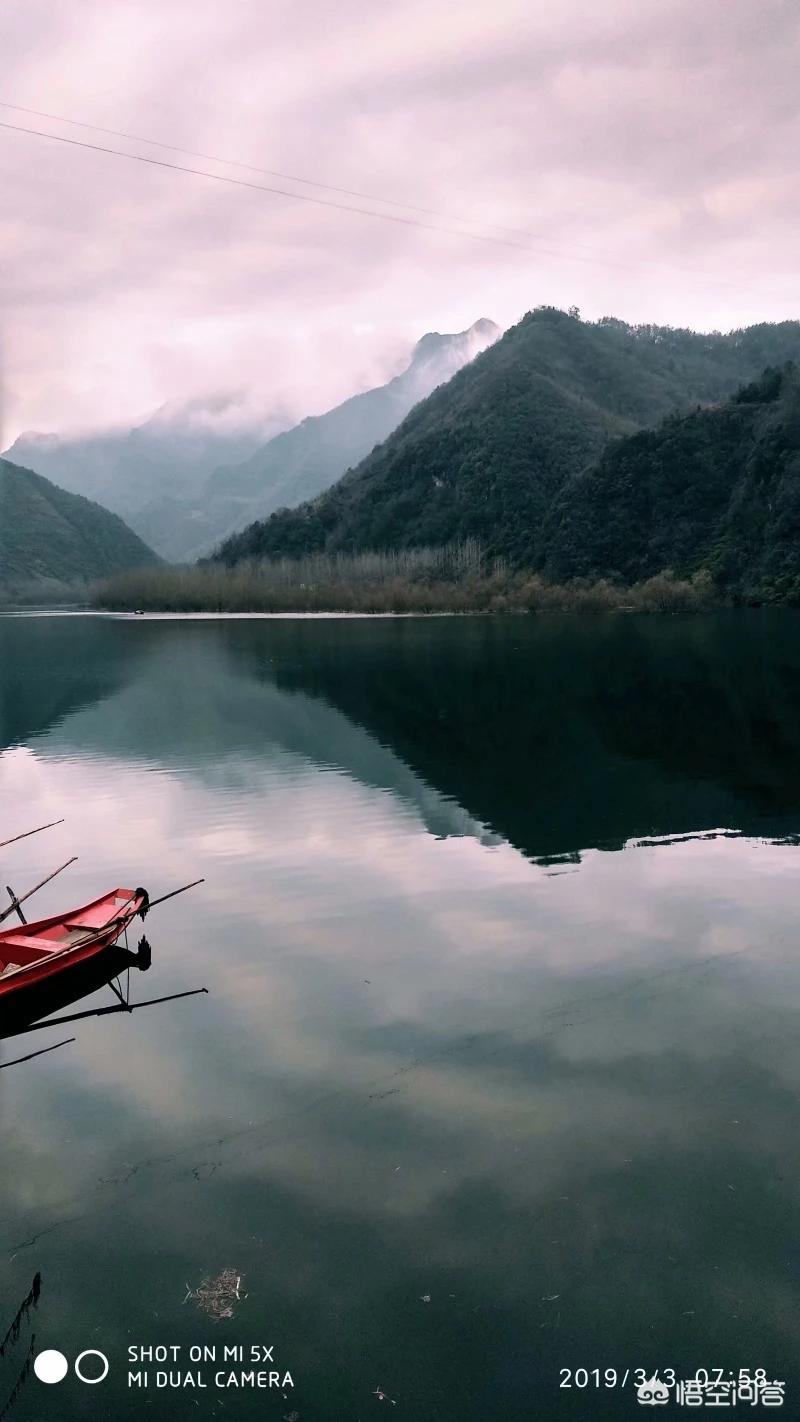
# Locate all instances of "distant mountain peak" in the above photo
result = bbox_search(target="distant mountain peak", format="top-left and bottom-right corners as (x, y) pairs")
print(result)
(471, 317), (502, 338)
(410, 319), (500, 367)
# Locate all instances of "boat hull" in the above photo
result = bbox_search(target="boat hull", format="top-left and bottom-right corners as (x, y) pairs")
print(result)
(0, 888), (148, 1005)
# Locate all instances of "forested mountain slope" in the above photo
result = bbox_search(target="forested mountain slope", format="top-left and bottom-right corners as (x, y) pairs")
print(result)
(212, 309), (800, 567)
(543, 364), (800, 600)
(0, 457), (159, 599)
(204, 319), (500, 551)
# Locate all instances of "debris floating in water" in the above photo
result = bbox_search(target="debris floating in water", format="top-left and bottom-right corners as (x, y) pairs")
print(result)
(373, 1385), (397, 1404)
(183, 1270), (247, 1320)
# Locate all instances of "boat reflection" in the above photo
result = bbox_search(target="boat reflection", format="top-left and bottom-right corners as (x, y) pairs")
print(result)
(0, 939), (147, 1040)
(0, 939), (206, 1066)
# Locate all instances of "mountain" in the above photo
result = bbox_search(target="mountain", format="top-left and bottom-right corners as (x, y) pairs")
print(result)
(4, 323), (499, 564)
(5, 394), (289, 563)
(0, 457), (159, 600)
(211, 309), (800, 568)
(542, 364), (800, 600)
(203, 318), (501, 552)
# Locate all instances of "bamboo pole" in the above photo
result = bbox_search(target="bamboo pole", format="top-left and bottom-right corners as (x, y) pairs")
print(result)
(0, 819), (64, 851)
(146, 878), (205, 910)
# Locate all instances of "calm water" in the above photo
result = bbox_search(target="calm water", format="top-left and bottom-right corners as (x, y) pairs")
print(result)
(2, 611), (800, 1420)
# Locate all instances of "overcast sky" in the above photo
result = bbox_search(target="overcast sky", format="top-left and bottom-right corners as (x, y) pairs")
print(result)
(1, 0), (798, 443)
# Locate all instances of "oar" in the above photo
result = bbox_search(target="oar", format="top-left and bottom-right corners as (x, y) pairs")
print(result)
(4, 890), (24, 925)
(0, 858), (78, 927)
(0, 819), (64, 851)
(145, 878), (205, 912)
(3, 987), (209, 1037)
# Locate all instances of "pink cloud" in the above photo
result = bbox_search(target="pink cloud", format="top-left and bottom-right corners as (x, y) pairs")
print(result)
(1, 0), (798, 441)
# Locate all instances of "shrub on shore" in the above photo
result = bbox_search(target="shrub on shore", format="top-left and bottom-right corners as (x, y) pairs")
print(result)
(93, 545), (718, 615)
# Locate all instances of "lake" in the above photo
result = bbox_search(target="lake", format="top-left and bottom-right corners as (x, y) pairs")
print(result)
(1, 610), (800, 1419)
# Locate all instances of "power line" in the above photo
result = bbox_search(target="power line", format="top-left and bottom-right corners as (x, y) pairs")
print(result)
(0, 118), (537, 252)
(0, 116), (653, 273)
(0, 112), (757, 291)
(0, 99), (730, 271)
(0, 98), (526, 240)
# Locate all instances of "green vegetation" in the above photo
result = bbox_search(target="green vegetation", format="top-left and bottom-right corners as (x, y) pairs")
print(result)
(94, 545), (715, 614)
(211, 308), (800, 569)
(543, 364), (800, 601)
(0, 457), (159, 602)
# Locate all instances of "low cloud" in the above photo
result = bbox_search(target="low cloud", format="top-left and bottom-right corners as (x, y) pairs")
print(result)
(1, 0), (798, 442)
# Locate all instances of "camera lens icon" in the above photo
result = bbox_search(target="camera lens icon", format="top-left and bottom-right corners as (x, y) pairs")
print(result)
(33, 1351), (68, 1385)
(34, 1349), (109, 1385)
(75, 1351), (110, 1384)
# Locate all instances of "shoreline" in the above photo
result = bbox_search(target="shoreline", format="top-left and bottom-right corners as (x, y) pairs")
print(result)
(90, 558), (724, 616)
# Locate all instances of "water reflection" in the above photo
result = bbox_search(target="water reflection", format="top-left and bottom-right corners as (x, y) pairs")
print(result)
(0, 963), (208, 1106)
(5, 611), (800, 860)
(0, 1276), (40, 1421)
(1, 613), (800, 1420)
(0, 617), (140, 751)
(242, 611), (800, 856)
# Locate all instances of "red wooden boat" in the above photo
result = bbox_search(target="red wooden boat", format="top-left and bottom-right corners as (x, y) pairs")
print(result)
(0, 887), (149, 1002)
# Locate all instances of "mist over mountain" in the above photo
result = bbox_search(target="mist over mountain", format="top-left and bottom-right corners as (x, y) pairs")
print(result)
(5, 393), (290, 562)
(0, 456), (159, 600)
(5, 321), (498, 564)
(202, 318), (501, 554)
(212, 309), (800, 569)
